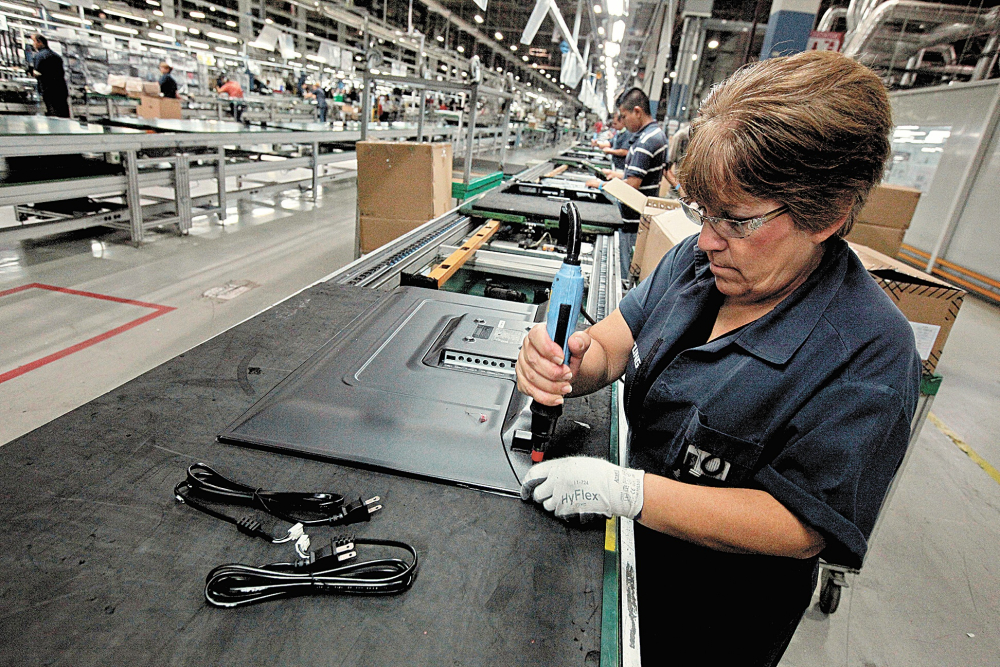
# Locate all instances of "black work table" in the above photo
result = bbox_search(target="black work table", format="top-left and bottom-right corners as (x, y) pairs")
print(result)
(0, 281), (610, 666)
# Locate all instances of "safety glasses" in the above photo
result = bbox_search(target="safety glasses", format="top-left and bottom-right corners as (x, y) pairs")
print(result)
(679, 198), (789, 239)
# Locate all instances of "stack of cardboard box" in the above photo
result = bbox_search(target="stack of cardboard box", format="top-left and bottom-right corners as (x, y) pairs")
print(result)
(356, 142), (453, 253)
(845, 184), (922, 257)
(605, 179), (964, 374)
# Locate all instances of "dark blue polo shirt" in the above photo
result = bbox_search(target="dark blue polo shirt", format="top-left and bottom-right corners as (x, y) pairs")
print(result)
(618, 235), (921, 568)
(609, 128), (633, 172)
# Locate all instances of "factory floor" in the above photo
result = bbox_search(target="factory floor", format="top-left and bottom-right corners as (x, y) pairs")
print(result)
(1, 156), (998, 665)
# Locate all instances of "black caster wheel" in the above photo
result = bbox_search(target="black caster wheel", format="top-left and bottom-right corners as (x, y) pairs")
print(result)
(818, 572), (842, 614)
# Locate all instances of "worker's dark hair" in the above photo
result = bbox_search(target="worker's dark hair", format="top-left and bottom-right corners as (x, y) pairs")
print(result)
(679, 51), (893, 238)
(33, 33), (48, 48)
(617, 88), (650, 116)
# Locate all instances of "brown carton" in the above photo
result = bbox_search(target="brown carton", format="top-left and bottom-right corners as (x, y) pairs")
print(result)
(638, 208), (700, 281)
(357, 142), (453, 221)
(844, 221), (907, 257)
(850, 242), (965, 375)
(856, 183), (921, 230)
(360, 216), (429, 254)
(137, 95), (182, 119)
(601, 178), (692, 279)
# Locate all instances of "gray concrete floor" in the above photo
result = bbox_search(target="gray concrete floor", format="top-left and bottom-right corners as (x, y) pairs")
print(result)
(1, 157), (998, 665)
(0, 180), (357, 446)
(781, 296), (1000, 666)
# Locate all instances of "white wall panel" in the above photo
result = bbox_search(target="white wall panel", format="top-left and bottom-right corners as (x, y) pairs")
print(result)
(889, 81), (999, 276)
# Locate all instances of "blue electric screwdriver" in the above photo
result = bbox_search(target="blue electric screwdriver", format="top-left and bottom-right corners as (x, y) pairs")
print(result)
(529, 201), (585, 462)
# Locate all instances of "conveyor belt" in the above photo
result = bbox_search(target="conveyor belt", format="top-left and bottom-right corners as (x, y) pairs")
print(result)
(464, 190), (623, 229)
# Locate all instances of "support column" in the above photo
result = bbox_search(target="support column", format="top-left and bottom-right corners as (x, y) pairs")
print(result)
(161, 0), (174, 20)
(124, 150), (144, 244)
(238, 0), (253, 42)
(760, 0), (822, 59)
(648, 0), (676, 105)
(216, 146), (228, 221)
(463, 85), (478, 186)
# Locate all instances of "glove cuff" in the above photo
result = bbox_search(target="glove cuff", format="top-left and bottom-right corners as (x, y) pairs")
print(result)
(618, 467), (645, 520)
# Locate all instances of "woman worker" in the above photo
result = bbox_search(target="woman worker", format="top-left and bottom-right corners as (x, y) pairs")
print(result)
(517, 51), (921, 666)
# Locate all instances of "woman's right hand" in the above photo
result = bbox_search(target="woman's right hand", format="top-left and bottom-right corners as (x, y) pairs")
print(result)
(516, 324), (592, 406)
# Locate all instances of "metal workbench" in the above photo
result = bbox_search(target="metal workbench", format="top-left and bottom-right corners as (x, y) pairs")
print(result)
(0, 117), (508, 244)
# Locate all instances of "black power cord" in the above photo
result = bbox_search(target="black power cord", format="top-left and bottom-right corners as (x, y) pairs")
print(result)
(174, 463), (382, 554)
(204, 536), (419, 607)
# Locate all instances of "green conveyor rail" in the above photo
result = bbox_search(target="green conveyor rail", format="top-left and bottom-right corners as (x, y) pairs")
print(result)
(451, 171), (504, 199)
(600, 381), (621, 667)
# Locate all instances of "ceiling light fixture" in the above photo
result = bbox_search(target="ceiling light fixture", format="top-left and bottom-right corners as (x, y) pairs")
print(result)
(474, 15), (484, 23)
(162, 22), (187, 32)
(495, 31), (503, 40)
(207, 31), (239, 43)
(707, 39), (719, 49)
(189, 10), (205, 19)
(102, 24), (139, 35)
(593, 4), (602, 14)
(612, 20), (625, 43)
(457, 45), (465, 52)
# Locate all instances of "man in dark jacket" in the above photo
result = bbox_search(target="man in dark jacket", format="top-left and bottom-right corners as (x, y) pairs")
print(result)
(31, 34), (69, 118)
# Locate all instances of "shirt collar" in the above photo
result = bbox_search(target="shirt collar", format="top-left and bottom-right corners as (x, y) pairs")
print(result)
(698, 239), (850, 365)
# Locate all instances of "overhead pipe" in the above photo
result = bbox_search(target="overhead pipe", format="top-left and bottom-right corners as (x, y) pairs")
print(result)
(843, 1), (997, 59)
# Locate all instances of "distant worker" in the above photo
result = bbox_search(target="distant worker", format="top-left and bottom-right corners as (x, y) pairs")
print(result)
(603, 112), (634, 172)
(305, 83), (328, 123)
(30, 34), (69, 118)
(586, 88), (667, 276)
(216, 76), (244, 121)
(158, 62), (178, 99)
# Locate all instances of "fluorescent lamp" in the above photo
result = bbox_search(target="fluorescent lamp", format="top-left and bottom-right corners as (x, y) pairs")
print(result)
(594, 4), (602, 13)
(146, 0), (160, 5)
(0, 2), (36, 14)
(607, 0), (624, 17)
(604, 41), (620, 57)
(598, 26), (604, 36)
(207, 31), (239, 43)
(146, 31), (174, 42)
(457, 45), (465, 53)
(162, 22), (188, 32)
(103, 24), (139, 35)
(707, 39), (719, 49)
(522, 55), (528, 61)
(189, 28), (200, 34)
(306, 54), (326, 63)
(105, 8), (148, 22)
(52, 12), (91, 25)
(189, 11), (205, 19)
(495, 32), (503, 40)
(474, 15), (484, 23)
(186, 40), (209, 49)
(152, 9), (163, 15)
(435, 35), (444, 42)
(612, 20), (625, 43)
(306, 64), (319, 70)
(215, 46), (237, 55)
(225, 20), (236, 27)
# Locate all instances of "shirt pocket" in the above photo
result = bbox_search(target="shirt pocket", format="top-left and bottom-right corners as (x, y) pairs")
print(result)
(667, 405), (764, 487)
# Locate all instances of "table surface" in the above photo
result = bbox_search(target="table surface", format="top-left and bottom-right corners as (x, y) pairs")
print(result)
(0, 115), (143, 136)
(0, 281), (610, 667)
(106, 117), (299, 134)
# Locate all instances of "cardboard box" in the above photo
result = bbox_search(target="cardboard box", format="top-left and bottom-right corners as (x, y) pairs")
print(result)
(359, 216), (428, 254)
(638, 209), (700, 281)
(850, 242), (965, 375)
(136, 95), (182, 119)
(124, 78), (145, 98)
(857, 183), (921, 230)
(602, 178), (694, 279)
(356, 142), (453, 221)
(845, 221), (907, 257)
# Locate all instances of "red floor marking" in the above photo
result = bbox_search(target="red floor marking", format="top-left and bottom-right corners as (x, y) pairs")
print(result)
(0, 282), (176, 385)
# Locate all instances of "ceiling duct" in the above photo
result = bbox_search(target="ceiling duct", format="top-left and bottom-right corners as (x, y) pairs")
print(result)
(842, 1), (1000, 71)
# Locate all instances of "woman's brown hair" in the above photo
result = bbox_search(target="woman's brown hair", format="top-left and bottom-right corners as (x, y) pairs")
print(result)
(678, 51), (893, 237)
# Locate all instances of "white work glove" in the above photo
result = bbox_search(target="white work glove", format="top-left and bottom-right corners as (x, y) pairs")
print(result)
(520, 456), (644, 521)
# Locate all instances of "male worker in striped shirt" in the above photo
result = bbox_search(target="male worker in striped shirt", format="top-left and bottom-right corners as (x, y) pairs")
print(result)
(587, 88), (667, 277)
